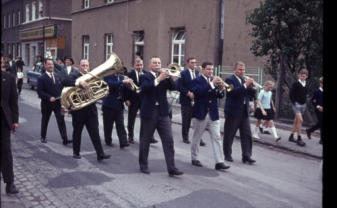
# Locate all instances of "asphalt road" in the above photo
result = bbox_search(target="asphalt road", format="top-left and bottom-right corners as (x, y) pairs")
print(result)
(1, 86), (322, 208)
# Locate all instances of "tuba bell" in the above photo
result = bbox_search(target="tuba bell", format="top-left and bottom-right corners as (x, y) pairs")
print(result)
(61, 53), (124, 111)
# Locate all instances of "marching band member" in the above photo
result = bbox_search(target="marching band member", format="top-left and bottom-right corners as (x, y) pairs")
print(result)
(190, 61), (230, 171)
(177, 57), (205, 146)
(138, 56), (183, 177)
(69, 59), (111, 161)
(223, 61), (257, 164)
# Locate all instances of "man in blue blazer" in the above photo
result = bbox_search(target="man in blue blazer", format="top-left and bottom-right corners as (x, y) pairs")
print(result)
(306, 76), (323, 144)
(102, 73), (133, 148)
(223, 61), (257, 164)
(37, 59), (72, 145)
(190, 61), (230, 171)
(177, 57), (205, 146)
(138, 56), (183, 177)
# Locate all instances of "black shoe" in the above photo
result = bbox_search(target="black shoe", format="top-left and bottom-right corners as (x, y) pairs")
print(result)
(63, 139), (73, 145)
(183, 139), (190, 144)
(200, 140), (206, 146)
(288, 134), (296, 143)
(225, 157), (234, 162)
(41, 137), (47, 143)
(168, 169), (184, 177)
(275, 137), (282, 142)
(129, 137), (135, 144)
(73, 154), (81, 159)
(259, 127), (264, 134)
(242, 157), (256, 164)
(306, 129), (312, 140)
(140, 168), (150, 174)
(150, 138), (158, 144)
(191, 160), (203, 167)
(120, 143), (130, 149)
(263, 130), (271, 134)
(106, 142), (114, 147)
(296, 137), (306, 147)
(97, 154), (111, 161)
(215, 163), (230, 170)
(6, 183), (19, 194)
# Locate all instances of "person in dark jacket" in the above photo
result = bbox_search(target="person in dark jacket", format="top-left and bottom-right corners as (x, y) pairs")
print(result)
(288, 68), (308, 147)
(306, 76), (323, 144)
(1, 56), (19, 194)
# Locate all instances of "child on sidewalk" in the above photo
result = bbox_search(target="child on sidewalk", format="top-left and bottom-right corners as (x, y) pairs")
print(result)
(252, 80), (281, 141)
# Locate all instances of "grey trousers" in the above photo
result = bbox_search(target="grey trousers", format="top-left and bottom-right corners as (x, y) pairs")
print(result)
(191, 114), (224, 164)
(139, 107), (176, 172)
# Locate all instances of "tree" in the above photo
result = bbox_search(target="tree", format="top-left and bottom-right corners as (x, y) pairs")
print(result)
(246, 0), (323, 121)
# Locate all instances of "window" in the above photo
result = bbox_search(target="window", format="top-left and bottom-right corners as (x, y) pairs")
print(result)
(32, 1), (36, 20)
(17, 43), (21, 57)
(171, 29), (185, 66)
(8, 14), (11, 28)
(38, 0), (43, 18)
(105, 34), (113, 60)
(18, 11), (21, 24)
(83, 36), (90, 60)
(133, 31), (144, 60)
(83, 0), (90, 8)
(12, 43), (16, 58)
(3, 15), (6, 29)
(25, 4), (30, 22)
(12, 12), (16, 26)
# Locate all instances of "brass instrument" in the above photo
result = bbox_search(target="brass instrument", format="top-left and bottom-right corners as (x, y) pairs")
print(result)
(243, 76), (263, 89)
(213, 76), (234, 92)
(161, 63), (182, 77)
(61, 53), (124, 111)
(123, 75), (141, 93)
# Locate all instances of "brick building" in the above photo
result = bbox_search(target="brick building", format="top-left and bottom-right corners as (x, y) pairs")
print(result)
(71, 0), (266, 70)
(1, 0), (72, 66)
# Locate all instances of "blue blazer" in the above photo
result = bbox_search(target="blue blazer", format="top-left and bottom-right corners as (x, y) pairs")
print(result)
(139, 71), (176, 118)
(37, 72), (64, 101)
(312, 88), (323, 108)
(224, 75), (255, 117)
(191, 76), (224, 121)
(102, 74), (127, 110)
(177, 69), (199, 105)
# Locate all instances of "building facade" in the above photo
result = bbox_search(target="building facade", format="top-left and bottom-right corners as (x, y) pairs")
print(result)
(71, 0), (266, 70)
(1, 0), (72, 66)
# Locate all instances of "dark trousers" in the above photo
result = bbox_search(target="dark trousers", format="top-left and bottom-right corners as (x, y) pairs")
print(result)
(127, 101), (140, 139)
(139, 107), (176, 172)
(307, 110), (323, 140)
(223, 105), (253, 158)
(17, 78), (23, 94)
(40, 102), (68, 141)
(71, 108), (104, 157)
(102, 106), (128, 146)
(1, 116), (14, 184)
(181, 104), (193, 141)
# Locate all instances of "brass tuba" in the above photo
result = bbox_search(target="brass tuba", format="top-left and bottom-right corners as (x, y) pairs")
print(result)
(61, 53), (124, 111)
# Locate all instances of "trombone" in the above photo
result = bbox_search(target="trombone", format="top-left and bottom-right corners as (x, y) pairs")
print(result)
(123, 75), (141, 93)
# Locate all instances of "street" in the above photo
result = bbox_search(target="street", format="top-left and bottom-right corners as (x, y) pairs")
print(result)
(1, 86), (322, 208)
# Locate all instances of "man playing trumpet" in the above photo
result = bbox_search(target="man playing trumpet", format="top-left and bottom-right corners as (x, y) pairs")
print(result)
(190, 61), (230, 171)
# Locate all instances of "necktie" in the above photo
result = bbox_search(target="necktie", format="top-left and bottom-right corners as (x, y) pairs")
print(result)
(136, 71), (139, 83)
(191, 70), (195, 79)
(51, 73), (55, 83)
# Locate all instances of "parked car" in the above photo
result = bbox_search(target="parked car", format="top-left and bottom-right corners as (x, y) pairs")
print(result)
(27, 67), (44, 90)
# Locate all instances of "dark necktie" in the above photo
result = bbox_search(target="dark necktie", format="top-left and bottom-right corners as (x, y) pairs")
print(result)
(191, 70), (195, 79)
(51, 73), (55, 83)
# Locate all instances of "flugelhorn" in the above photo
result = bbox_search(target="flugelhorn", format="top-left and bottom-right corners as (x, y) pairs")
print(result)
(123, 75), (141, 93)
(243, 76), (263, 89)
(161, 63), (182, 77)
(213, 76), (234, 92)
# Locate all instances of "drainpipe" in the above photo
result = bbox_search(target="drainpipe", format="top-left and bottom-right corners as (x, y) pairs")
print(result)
(218, 0), (225, 70)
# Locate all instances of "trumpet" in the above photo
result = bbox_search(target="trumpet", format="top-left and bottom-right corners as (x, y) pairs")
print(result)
(243, 76), (263, 89)
(123, 75), (141, 93)
(161, 63), (182, 77)
(213, 76), (234, 92)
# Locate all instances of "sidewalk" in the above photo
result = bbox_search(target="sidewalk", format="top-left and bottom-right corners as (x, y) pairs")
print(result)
(170, 105), (322, 159)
